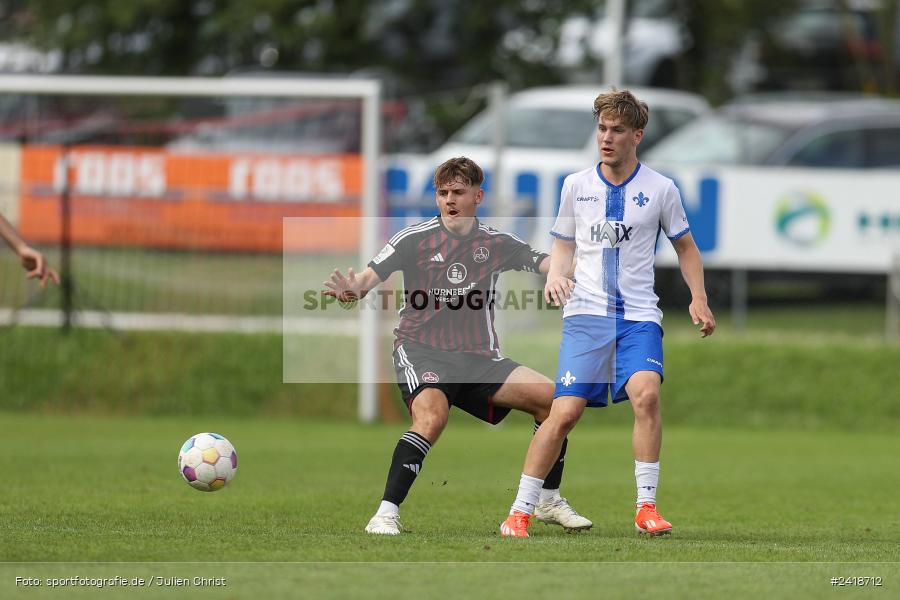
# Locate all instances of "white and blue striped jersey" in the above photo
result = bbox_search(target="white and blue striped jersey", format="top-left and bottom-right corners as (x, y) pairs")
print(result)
(550, 163), (689, 324)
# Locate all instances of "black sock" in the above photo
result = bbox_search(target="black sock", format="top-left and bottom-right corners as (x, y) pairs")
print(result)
(382, 431), (431, 506)
(534, 421), (568, 490)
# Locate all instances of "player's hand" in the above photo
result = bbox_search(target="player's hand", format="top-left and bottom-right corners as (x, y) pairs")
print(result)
(323, 267), (360, 302)
(19, 246), (60, 288)
(544, 275), (575, 307)
(689, 299), (716, 338)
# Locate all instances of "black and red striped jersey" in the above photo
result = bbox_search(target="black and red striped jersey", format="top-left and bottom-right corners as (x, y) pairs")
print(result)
(368, 217), (548, 358)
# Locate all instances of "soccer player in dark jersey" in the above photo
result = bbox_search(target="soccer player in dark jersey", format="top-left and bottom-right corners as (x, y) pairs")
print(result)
(324, 157), (591, 536)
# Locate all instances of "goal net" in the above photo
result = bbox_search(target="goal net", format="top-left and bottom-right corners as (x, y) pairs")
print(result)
(0, 74), (381, 420)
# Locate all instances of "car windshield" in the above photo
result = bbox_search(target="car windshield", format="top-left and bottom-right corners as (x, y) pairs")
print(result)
(645, 116), (790, 165)
(773, 9), (874, 47)
(453, 108), (595, 150)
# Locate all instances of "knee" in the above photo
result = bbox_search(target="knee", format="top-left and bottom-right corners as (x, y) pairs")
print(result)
(411, 406), (448, 441)
(546, 405), (581, 436)
(631, 386), (660, 417)
(555, 410), (581, 433)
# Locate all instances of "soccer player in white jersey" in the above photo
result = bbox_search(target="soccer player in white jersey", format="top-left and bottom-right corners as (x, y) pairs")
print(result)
(499, 89), (716, 538)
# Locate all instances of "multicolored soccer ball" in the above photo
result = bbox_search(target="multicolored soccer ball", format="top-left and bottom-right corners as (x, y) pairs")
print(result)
(178, 433), (237, 492)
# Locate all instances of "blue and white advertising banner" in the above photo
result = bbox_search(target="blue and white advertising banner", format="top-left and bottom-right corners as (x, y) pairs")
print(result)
(652, 166), (900, 273)
(385, 154), (900, 274)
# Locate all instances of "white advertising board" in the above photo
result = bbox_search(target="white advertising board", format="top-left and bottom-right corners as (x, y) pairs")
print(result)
(653, 166), (900, 273)
(386, 155), (900, 274)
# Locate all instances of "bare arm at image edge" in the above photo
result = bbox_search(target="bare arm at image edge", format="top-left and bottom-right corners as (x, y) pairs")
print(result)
(0, 213), (60, 287)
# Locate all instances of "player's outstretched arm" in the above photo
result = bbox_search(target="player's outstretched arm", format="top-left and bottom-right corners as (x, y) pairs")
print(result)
(544, 238), (576, 306)
(323, 266), (382, 301)
(0, 213), (60, 287)
(671, 233), (716, 337)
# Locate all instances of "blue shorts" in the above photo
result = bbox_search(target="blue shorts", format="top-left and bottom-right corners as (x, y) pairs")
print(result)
(554, 315), (664, 407)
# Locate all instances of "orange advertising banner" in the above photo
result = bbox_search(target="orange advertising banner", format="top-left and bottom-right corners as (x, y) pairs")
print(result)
(18, 145), (363, 252)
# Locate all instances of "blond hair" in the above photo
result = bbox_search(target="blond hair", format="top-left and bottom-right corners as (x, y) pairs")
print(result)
(592, 89), (649, 130)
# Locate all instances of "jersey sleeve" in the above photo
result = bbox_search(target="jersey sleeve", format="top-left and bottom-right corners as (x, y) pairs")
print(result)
(500, 234), (549, 273)
(550, 176), (576, 240)
(660, 180), (690, 240)
(367, 238), (406, 280)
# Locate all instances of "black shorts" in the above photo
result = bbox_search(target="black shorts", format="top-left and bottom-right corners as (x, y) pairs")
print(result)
(392, 341), (521, 425)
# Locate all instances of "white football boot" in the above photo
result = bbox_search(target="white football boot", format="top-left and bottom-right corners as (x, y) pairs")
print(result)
(365, 513), (402, 535)
(534, 497), (593, 532)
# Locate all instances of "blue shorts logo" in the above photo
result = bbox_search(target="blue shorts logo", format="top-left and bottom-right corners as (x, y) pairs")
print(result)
(560, 371), (577, 386)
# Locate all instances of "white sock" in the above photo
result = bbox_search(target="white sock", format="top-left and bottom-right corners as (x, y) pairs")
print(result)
(539, 488), (561, 504)
(375, 500), (399, 517)
(510, 474), (544, 515)
(635, 460), (660, 507)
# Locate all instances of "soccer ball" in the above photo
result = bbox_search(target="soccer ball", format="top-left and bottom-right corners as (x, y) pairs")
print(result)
(178, 433), (237, 492)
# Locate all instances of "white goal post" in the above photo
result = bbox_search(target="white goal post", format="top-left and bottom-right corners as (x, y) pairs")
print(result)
(0, 74), (382, 423)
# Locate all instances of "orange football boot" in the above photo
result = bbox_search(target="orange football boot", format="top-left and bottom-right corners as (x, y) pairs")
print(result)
(635, 503), (672, 536)
(500, 511), (532, 537)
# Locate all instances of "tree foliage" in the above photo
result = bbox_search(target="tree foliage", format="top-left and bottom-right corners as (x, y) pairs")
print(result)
(678, 0), (801, 102)
(19, 0), (900, 102)
(20, 0), (592, 88)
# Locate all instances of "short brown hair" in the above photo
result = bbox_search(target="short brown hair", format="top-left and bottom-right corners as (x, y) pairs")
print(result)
(592, 89), (649, 130)
(433, 156), (484, 188)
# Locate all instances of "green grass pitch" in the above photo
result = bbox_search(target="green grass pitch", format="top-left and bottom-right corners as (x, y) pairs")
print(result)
(1, 413), (897, 598)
